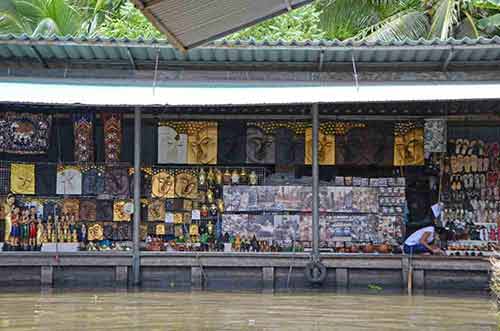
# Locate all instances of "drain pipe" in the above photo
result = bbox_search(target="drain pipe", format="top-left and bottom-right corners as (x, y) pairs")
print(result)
(305, 103), (327, 284)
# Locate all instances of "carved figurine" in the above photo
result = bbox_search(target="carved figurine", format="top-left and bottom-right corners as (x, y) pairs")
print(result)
(207, 221), (214, 235)
(72, 229), (78, 243)
(3, 193), (15, 245)
(215, 169), (223, 185)
(80, 223), (87, 242)
(37, 218), (46, 245)
(28, 215), (37, 249)
(239, 169), (248, 185)
(223, 170), (232, 185)
(198, 168), (206, 186)
(207, 168), (215, 185)
(217, 199), (224, 213)
(46, 217), (53, 243)
(249, 171), (258, 186)
(231, 170), (240, 185)
(206, 189), (214, 203)
(21, 210), (29, 249)
(209, 203), (218, 216)
(10, 207), (21, 247)
(233, 234), (241, 252)
(201, 204), (209, 218)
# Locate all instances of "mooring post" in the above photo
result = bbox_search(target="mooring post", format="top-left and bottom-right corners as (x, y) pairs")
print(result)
(132, 106), (142, 286)
(312, 103), (320, 262)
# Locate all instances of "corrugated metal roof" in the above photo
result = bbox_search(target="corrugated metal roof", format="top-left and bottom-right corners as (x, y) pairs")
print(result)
(0, 34), (500, 67)
(129, 0), (312, 50)
(1, 79), (499, 106)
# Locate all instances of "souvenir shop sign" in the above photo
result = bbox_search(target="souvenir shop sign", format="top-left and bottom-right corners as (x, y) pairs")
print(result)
(0, 112), (52, 154)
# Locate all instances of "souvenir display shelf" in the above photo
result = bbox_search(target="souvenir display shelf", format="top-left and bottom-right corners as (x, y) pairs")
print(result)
(440, 138), (500, 244)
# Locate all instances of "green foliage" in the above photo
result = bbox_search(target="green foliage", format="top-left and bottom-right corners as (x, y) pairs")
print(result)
(0, 0), (123, 36)
(1, 0), (500, 41)
(225, 5), (325, 41)
(97, 2), (162, 39)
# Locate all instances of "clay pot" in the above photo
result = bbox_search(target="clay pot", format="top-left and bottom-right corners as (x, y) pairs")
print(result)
(363, 243), (375, 254)
(350, 245), (359, 253)
(377, 243), (392, 254)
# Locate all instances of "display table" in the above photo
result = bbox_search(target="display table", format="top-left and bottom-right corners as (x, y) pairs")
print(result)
(41, 243), (80, 252)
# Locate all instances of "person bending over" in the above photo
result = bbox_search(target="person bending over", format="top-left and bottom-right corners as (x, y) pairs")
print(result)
(403, 219), (443, 255)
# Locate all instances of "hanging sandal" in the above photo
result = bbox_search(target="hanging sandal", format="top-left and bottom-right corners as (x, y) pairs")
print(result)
(464, 155), (471, 173)
(469, 140), (477, 156)
(455, 139), (463, 155)
(450, 155), (458, 174)
(457, 155), (464, 173)
(483, 157), (489, 172)
(461, 139), (470, 156)
(471, 155), (478, 173)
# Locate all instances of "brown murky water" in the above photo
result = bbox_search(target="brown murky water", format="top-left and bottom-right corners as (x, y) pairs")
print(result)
(0, 291), (497, 330)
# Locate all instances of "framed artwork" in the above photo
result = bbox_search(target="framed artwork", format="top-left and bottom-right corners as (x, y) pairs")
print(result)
(247, 214), (274, 240)
(222, 214), (249, 237)
(158, 126), (188, 164)
(273, 214), (300, 241)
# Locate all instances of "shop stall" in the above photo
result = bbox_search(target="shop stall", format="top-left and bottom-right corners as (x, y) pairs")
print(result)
(0, 35), (499, 289)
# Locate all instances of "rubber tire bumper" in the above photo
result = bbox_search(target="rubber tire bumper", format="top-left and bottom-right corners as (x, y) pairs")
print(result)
(305, 261), (327, 284)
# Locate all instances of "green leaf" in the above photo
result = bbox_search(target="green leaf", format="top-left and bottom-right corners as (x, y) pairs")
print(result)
(356, 9), (429, 41)
(478, 13), (500, 29)
(428, 0), (461, 40)
(472, 0), (500, 9)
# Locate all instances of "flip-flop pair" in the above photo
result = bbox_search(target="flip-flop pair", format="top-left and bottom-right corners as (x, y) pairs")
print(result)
(487, 171), (498, 187)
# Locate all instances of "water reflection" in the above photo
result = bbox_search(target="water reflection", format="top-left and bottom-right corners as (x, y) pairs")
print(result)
(0, 290), (496, 330)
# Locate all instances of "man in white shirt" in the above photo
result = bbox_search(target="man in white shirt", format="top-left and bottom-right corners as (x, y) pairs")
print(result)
(403, 219), (443, 255)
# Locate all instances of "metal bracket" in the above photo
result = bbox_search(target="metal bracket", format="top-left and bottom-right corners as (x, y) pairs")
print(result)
(442, 48), (455, 72)
(318, 50), (325, 72)
(351, 52), (359, 91)
(126, 47), (137, 70)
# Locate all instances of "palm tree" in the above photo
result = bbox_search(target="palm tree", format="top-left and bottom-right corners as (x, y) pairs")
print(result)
(0, 0), (125, 36)
(318, 0), (498, 41)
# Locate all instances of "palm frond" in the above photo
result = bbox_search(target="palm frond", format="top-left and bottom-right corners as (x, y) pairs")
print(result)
(355, 9), (429, 41)
(319, 0), (381, 39)
(428, 0), (462, 39)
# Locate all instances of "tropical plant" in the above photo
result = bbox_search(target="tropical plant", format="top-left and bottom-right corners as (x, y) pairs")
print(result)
(96, 2), (163, 39)
(0, 0), (124, 36)
(319, 0), (500, 41)
(226, 4), (325, 41)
